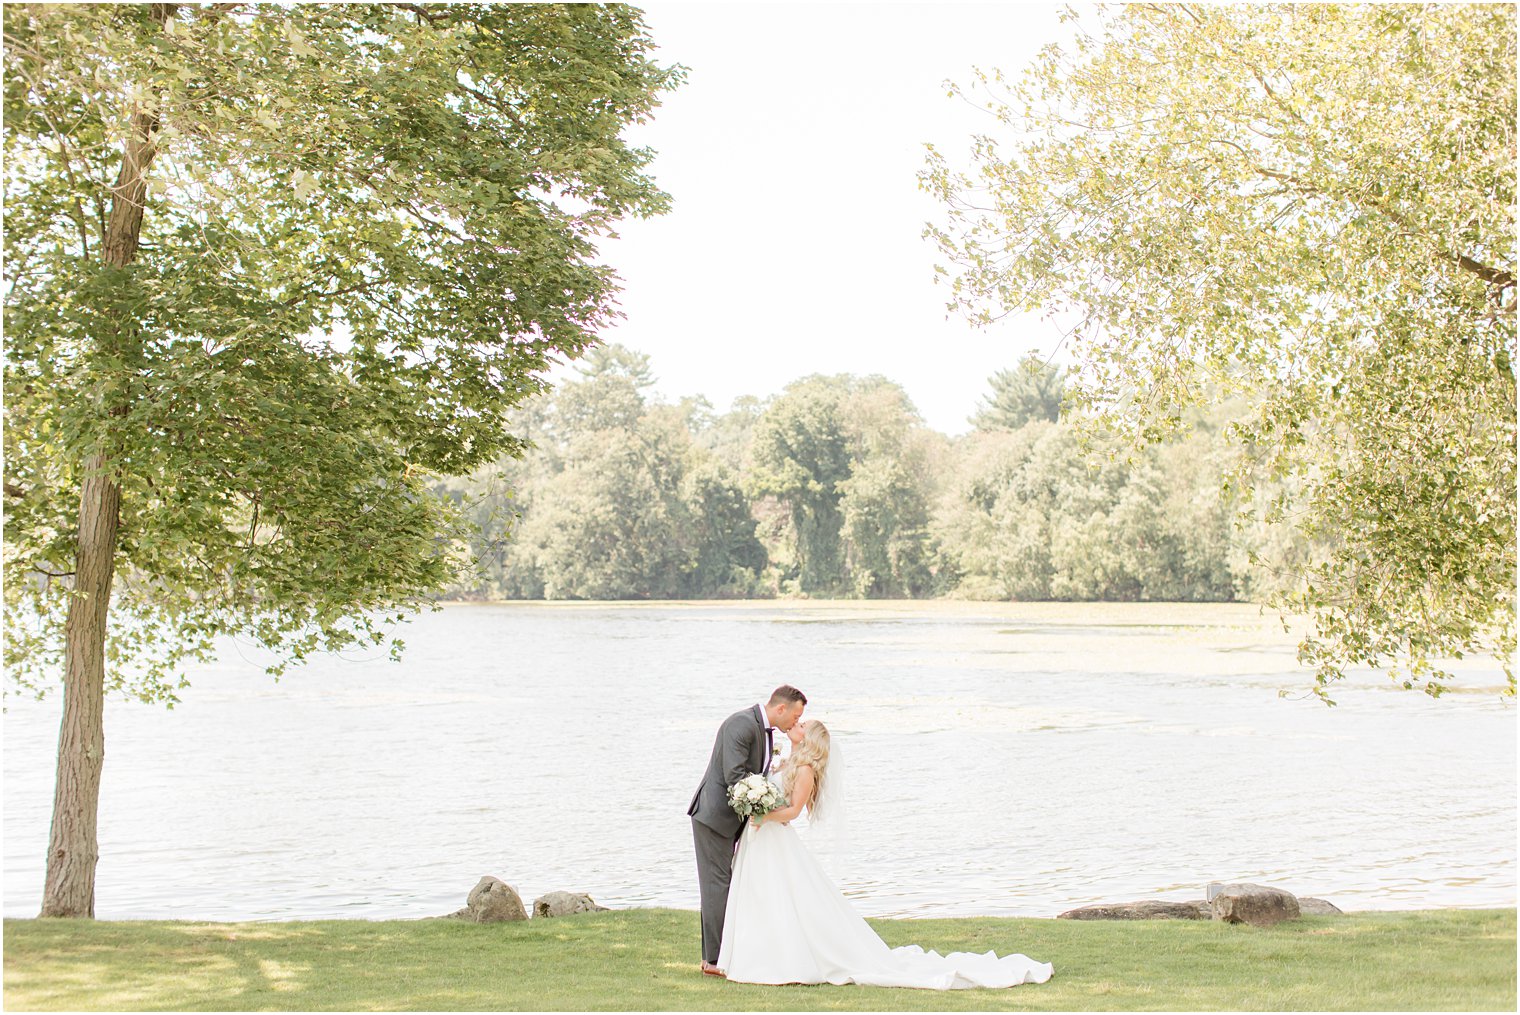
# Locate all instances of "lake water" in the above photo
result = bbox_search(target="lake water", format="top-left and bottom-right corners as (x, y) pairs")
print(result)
(4, 601), (1514, 922)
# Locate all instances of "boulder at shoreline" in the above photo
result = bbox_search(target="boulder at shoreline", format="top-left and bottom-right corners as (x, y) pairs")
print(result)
(1299, 897), (1344, 916)
(1210, 883), (1302, 927)
(1059, 900), (1212, 920)
(533, 891), (608, 918)
(441, 877), (528, 923)
(1059, 884), (1346, 924)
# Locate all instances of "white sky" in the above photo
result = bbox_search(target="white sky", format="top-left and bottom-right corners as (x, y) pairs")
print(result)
(576, 1), (1081, 436)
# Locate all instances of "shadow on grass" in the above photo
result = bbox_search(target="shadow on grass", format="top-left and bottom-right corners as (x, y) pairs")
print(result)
(4, 908), (1515, 1012)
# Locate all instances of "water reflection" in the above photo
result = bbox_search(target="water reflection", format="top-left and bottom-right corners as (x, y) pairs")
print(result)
(4, 601), (1514, 921)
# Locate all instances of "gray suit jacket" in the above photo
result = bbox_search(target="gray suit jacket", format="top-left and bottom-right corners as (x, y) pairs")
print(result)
(688, 705), (771, 838)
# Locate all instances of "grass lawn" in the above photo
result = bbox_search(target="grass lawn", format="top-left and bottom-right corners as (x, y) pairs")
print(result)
(2, 908), (1514, 1011)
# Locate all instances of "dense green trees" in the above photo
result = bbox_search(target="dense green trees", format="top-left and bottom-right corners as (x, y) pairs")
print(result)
(744, 374), (943, 597)
(932, 417), (1238, 603)
(3, 3), (681, 916)
(922, 3), (1515, 698)
(748, 378), (854, 594)
(835, 382), (944, 598)
(440, 347), (765, 600)
(439, 345), (1285, 607)
(971, 353), (1067, 431)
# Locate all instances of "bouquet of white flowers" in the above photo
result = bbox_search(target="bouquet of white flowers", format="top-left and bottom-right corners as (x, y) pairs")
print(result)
(727, 773), (784, 824)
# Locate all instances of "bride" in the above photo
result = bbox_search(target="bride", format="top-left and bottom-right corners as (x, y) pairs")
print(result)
(716, 720), (1053, 989)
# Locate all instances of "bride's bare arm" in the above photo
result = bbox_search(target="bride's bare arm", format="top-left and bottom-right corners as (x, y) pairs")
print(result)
(757, 764), (815, 826)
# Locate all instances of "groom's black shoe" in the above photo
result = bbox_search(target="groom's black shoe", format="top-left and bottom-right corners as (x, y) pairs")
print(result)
(701, 962), (726, 978)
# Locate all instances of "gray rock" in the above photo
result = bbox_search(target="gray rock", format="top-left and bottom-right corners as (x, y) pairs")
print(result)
(443, 876), (528, 923)
(1210, 883), (1301, 927)
(1058, 899), (1211, 920)
(533, 891), (608, 918)
(1298, 897), (1344, 916)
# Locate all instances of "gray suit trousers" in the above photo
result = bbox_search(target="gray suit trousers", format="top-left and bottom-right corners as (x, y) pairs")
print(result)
(691, 817), (740, 964)
(689, 706), (768, 964)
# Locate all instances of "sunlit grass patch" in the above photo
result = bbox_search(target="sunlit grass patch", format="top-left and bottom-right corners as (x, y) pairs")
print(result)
(3, 908), (1514, 1011)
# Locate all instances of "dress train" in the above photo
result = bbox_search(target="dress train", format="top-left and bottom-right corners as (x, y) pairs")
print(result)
(717, 820), (1053, 989)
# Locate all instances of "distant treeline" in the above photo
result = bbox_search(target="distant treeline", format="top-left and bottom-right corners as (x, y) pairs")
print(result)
(432, 345), (1311, 602)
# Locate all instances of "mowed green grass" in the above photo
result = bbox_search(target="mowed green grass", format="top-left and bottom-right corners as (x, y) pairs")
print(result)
(3, 908), (1514, 1011)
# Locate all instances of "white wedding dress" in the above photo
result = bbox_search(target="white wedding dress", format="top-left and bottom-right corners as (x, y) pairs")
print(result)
(716, 773), (1053, 990)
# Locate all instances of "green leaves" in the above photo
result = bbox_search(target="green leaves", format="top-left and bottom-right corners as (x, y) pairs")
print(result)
(747, 376), (940, 597)
(434, 345), (768, 602)
(971, 353), (1068, 431)
(3, 3), (682, 700)
(922, 3), (1516, 699)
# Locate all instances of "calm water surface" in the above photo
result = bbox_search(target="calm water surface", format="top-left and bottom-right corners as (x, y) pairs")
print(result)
(4, 601), (1514, 921)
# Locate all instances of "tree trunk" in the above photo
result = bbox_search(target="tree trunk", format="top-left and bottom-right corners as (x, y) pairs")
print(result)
(39, 456), (120, 918)
(39, 3), (171, 917)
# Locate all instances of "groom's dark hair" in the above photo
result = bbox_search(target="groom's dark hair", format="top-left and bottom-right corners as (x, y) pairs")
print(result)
(768, 685), (807, 707)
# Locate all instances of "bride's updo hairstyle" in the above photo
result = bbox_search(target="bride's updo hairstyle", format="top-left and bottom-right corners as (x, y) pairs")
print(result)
(784, 720), (830, 813)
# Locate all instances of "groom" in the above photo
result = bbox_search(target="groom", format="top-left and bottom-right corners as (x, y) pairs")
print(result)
(688, 685), (807, 976)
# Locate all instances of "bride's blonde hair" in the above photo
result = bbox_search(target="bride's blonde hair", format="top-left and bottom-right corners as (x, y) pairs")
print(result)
(782, 720), (830, 812)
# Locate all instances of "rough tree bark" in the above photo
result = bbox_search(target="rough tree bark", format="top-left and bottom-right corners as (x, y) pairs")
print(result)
(39, 3), (171, 918)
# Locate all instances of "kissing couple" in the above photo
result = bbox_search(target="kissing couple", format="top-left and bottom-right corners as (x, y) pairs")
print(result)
(687, 684), (1054, 990)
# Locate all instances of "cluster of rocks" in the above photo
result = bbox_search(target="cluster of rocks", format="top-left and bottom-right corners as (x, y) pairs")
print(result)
(438, 876), (1338, 930)
(438, 876), (608, 923)
(1058, 882), (1344, 928)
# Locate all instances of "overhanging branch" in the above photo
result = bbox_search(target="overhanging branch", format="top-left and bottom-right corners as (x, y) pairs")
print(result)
(1255, 166), (1515, 290)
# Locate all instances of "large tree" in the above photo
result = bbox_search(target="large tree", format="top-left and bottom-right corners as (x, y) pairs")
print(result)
(922, 2), (1515, 700)
(747, 375), (941, 598)
(459, 345), (766, 600)
(971, 352), (1067, 431)
(748, 378), (854, 594)
(3, 2), (680, 916)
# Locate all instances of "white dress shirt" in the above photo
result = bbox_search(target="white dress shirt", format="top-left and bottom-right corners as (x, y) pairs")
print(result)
(755, 703), (774, 771)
